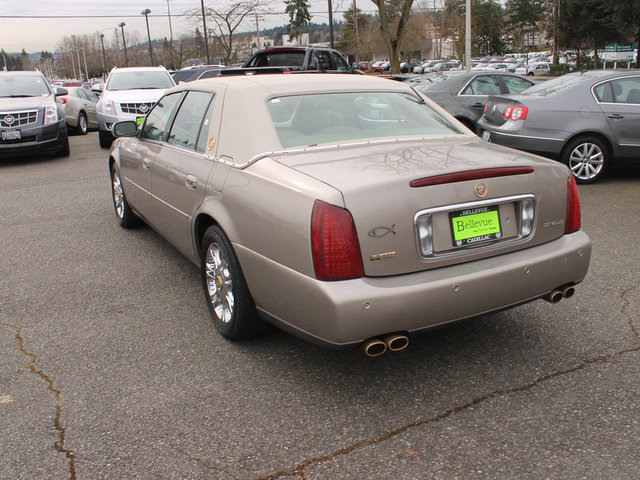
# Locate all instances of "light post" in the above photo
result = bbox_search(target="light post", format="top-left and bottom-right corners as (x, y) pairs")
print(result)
(141, 8), (154, 66)
(118, 22), (128, 66)
(200, 0), (210, 64)
(98, 33), (107, 76)
(166, 0), (175, 68)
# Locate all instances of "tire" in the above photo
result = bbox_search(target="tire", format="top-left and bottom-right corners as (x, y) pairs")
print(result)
(561, 136), (609, 184)
(200, 225), (264, 341)
(56, 137), (70, 157)
(99, 129), (113, 149)
(110, 162), (139, 228)
(77, 112), (88, 135)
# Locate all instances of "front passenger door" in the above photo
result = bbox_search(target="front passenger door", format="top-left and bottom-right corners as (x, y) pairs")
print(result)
(150, 90), (219, 257)
(119, 92), (183, 218)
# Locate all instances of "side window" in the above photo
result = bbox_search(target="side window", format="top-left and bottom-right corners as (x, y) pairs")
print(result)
(168, 91), (215, 151)
(331, 51), (349, 71)
(196, 97), (217, 153)
(76, 89), (87, 100)
(502, 75), (535, 94)
(609, 77), (640, 104)
(462, 76), (501, 95)
(594, 82), (615, 103)
(141, 92), (182, 141)
(314, 51), (334, 71)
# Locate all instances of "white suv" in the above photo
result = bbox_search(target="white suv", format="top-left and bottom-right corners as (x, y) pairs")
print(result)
(97, 66), (175, 148)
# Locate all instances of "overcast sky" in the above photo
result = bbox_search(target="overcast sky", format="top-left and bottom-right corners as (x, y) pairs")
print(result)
(0, 0), (379, 53)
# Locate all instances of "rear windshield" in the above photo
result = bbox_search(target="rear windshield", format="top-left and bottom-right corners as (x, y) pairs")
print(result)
(0, 75), (51, 98)
(253, 51), (305, 67)
(107, 70), (174, 91)
(267, 92), (463, 148)
(518, 72), (599, 97)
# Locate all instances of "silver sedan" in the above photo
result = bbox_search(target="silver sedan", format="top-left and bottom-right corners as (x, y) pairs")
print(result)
(477, 70), (640, 183)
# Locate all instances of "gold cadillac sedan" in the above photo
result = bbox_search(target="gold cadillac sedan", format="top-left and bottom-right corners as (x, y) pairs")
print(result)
(108, 74), (591, 356)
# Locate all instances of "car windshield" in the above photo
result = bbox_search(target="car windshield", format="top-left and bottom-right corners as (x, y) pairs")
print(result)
(267, 92), (463, 148)
(0, 75), (51, 98)
(107, 71), (173, 91)
(518, 72), (598, 97)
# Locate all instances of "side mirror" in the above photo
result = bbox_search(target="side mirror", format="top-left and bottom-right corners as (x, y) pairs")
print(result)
(55, 87), (68, 97)
(113, 120), (139, 137)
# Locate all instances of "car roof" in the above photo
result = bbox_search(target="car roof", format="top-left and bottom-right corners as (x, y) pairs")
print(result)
(0, 70), (44, 77)
(182, 73), (412, 96)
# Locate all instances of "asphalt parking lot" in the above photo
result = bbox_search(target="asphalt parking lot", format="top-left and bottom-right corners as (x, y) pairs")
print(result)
(1, 132), (639, 479)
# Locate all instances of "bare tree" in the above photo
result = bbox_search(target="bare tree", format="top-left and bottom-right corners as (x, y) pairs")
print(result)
(188, 0), (272, 65)
(370, 0), (417, 73)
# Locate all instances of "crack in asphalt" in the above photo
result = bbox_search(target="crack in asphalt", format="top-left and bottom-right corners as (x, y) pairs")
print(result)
(170, 443), (241, 479)
(254, 287), (640, 480)
(0, 321), (77, 480)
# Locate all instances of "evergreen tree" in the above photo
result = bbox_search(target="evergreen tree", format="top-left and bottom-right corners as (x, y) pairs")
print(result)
(284, 0), (312, 42)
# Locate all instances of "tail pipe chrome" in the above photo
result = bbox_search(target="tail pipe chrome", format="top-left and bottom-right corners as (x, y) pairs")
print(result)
(383, 333), (409, 352)
(545, 284), (576, 303)
(362, 332), (409, 357)
(362, 338), (387, 357)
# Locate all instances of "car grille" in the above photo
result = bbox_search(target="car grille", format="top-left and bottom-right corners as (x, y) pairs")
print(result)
(0, 110), (38, 128)
(120, 102), (154, 115)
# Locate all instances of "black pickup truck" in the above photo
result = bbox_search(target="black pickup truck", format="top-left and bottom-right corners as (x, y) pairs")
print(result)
(243, 46), (358, 74)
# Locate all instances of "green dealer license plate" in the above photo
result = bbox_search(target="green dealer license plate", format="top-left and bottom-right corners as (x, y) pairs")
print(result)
(449, 205), (502, 247)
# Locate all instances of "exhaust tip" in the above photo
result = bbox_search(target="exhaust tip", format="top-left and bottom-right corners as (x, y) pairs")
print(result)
(562, 286), (576, 299)
(363, 338), (387, 357)
(383, 333), (409, 352)
(546, 290), (563, 303)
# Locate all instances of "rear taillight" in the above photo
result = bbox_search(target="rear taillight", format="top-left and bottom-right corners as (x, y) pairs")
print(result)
(483, 103), (488, 114)
(311, 200), (364, 281)
(565, 175), (581, 234)
(503, 106), (528, 120)
(58, 97), (67, 104)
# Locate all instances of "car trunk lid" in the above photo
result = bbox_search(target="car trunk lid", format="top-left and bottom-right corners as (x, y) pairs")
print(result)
(276, 137), (571, 277)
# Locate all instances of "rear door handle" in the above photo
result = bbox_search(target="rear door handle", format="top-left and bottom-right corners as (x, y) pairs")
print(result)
(472, 102), (485, 108)
(185, 175), (198, 190)
(607, 113), (625, 120)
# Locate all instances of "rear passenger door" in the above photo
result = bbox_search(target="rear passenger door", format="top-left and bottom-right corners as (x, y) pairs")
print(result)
(594, 75), (640, 159)
(150, 89), (221, 257)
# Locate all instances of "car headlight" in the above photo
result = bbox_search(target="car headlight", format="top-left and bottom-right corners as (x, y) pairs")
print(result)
(98, 98), (116, 116)
(44, 103), (58, 125)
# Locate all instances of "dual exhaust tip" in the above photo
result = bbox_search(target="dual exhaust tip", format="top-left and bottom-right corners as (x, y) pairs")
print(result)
(545, 284), (576, 304)
(362, 333), (409, 357)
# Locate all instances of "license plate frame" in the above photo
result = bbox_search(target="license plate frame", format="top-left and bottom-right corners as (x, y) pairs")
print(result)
(449, 205), (502, 247)
(481, 130), (491, 142)
(2, 129), (21, 141)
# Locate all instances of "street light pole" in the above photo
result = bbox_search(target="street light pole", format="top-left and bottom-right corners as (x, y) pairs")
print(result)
(465, 0), (471, 71)
(98, 33), (107, 77)
(142, 9), (154, 66)
(119, 22), (128, 67)
(166, 0), (175, 68)
(200, 0), (210, 64)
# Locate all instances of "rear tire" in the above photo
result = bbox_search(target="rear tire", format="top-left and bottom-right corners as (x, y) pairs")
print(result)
(77, 113), (88, 135)
(99, 129), (113, 149)
(200, 225), (264, 341)
(561, 136), (609, 184)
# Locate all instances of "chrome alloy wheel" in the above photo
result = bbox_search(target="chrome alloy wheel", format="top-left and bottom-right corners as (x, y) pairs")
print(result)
(204, 242), (235, 323)
(111, 168), (125, 219)
(568, 142), (604, 182)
